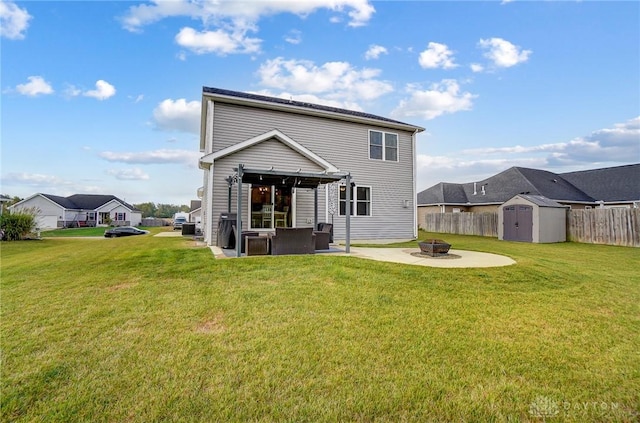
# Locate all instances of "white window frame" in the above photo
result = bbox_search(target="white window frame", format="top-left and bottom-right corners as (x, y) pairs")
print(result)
(339, 185), (372, 217)
(369, 130), (399, 162)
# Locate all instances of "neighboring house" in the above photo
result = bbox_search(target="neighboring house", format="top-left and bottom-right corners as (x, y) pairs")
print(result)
(0, 195), (11, 215)
(9, 193), (142, 229)
(198, 87), (425, 246)
(417, 164), (640, 224)
(189, 200), (202, 224)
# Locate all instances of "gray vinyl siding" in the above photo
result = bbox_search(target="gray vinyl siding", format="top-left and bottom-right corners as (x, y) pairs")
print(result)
(207, 101), (417, 243)
(293, 188), (316, 228)
(208, 142), (324, 244)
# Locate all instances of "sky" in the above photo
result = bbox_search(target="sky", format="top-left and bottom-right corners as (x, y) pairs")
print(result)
(2, 0), (639, 206)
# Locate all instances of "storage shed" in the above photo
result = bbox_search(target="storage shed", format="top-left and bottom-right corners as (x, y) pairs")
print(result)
(498, 194), (568, 243)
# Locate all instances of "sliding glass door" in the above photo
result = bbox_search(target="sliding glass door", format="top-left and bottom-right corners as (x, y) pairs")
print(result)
(250, 185), (292, 229)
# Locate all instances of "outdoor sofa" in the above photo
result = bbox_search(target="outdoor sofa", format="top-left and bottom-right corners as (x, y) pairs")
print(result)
(269, 227), (315, 255)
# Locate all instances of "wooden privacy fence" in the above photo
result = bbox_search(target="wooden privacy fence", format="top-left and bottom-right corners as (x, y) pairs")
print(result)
(422, 209), (640, 247)
(568, 208), (640, 247)
(423, 212), (498, 237)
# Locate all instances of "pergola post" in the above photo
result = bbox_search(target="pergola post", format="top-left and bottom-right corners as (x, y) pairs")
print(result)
(345, 173), (351, 253)
(236, 164), (243, 258)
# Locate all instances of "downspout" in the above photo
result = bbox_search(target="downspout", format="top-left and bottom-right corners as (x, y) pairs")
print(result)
(412, 128), (419, 239)
(345, 173), (351, 253)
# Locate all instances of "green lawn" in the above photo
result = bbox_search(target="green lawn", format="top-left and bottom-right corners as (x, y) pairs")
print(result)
(1, 232), (638, 422)
(41, 226), (162, 237)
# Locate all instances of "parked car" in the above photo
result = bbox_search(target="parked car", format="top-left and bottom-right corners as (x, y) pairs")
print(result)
(104, 226), (149, 238)
(173, 216), (188, 230)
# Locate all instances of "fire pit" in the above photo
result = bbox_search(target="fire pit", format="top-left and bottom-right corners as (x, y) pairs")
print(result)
(418, 239), (451, 257)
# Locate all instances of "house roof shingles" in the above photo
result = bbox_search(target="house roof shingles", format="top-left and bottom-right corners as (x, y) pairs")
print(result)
(561, 163), (640, 202)
(202, 86), (425, 131)
(41, 194), (139, 211)
(417, 164), (640, 206)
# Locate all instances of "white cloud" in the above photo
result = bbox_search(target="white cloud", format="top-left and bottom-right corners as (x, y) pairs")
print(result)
(15, 76), (54, 96)
(365, 44), (388, 60)
(478, 37), (531, 68)
(175, 26), (261, 55)
(2, 172), (68, 186)
(257, 57), (393, 103)
(99, 149), (201, 167)
(391, 80), (477, 120)
(152, 98), (201, 133)
(418, 42), (457, 69)
(0, 0), (31, 40)
(470, 63), (484, 73)
(64, 84), (82, 98)
(129, 94), (144, 103)
(84, 80), (116, 100)
(120, 0), (375, 56)
(414, 116), (640, 190)
(284, 29), (302, 45)
(122, 0), (375, 31)
(461, 116), (640, 164)
(106, 168), (150, 181)
(0, 172), (104, 196)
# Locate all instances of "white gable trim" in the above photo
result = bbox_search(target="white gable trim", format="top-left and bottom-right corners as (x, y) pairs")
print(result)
(9, 193), (66, 211)
(97, 199), (135, 213)
(199, 129), (339, 173)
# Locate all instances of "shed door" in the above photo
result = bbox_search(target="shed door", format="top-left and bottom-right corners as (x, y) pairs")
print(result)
(503, 205), (533, 242)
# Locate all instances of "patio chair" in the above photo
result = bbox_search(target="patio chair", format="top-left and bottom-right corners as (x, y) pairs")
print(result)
(313, 223), (333, 250)
(261, 204), (272, 227)
(231, 225), (259, 253)
(317, 222), (334, 243)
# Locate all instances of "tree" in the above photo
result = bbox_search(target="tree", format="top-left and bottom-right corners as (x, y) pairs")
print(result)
(1, 195), (22, 215)
(0, 207), (38, 241)
(132, 202), (190, 218)
(134, 202), (158, 218)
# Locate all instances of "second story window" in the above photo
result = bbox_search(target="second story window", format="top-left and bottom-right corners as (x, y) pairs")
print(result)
(369, 130), (398, 161)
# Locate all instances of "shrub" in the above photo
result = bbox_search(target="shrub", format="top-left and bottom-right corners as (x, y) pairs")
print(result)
(0, 208), (38, 241)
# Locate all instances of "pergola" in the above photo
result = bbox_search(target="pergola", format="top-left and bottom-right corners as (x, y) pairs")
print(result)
(229, 164), (352, 257)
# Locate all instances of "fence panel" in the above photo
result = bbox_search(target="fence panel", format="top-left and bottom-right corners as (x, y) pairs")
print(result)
(567, 208), (640, 247)
(423, 212), (498, 237)
(423, 209), (639, 247)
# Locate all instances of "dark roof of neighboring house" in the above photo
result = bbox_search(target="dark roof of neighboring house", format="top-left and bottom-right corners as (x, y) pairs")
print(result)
(40, 194), (139, 211)
(561, 163), (640, 202)
(417, 182), (468, 205)
(202, 86), (425, 131)
(417, 164), (640, 206)
(190, 200), (201, 212)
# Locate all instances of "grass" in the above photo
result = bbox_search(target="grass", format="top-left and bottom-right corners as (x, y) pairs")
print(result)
(41, 226), (160, 237)
(1, 231), (639, 422)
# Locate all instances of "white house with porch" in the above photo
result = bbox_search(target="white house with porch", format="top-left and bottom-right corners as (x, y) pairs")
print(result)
(9, 193), (142, 229)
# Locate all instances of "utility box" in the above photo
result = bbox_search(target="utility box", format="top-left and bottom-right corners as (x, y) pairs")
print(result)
(182, 223), (196, 235)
